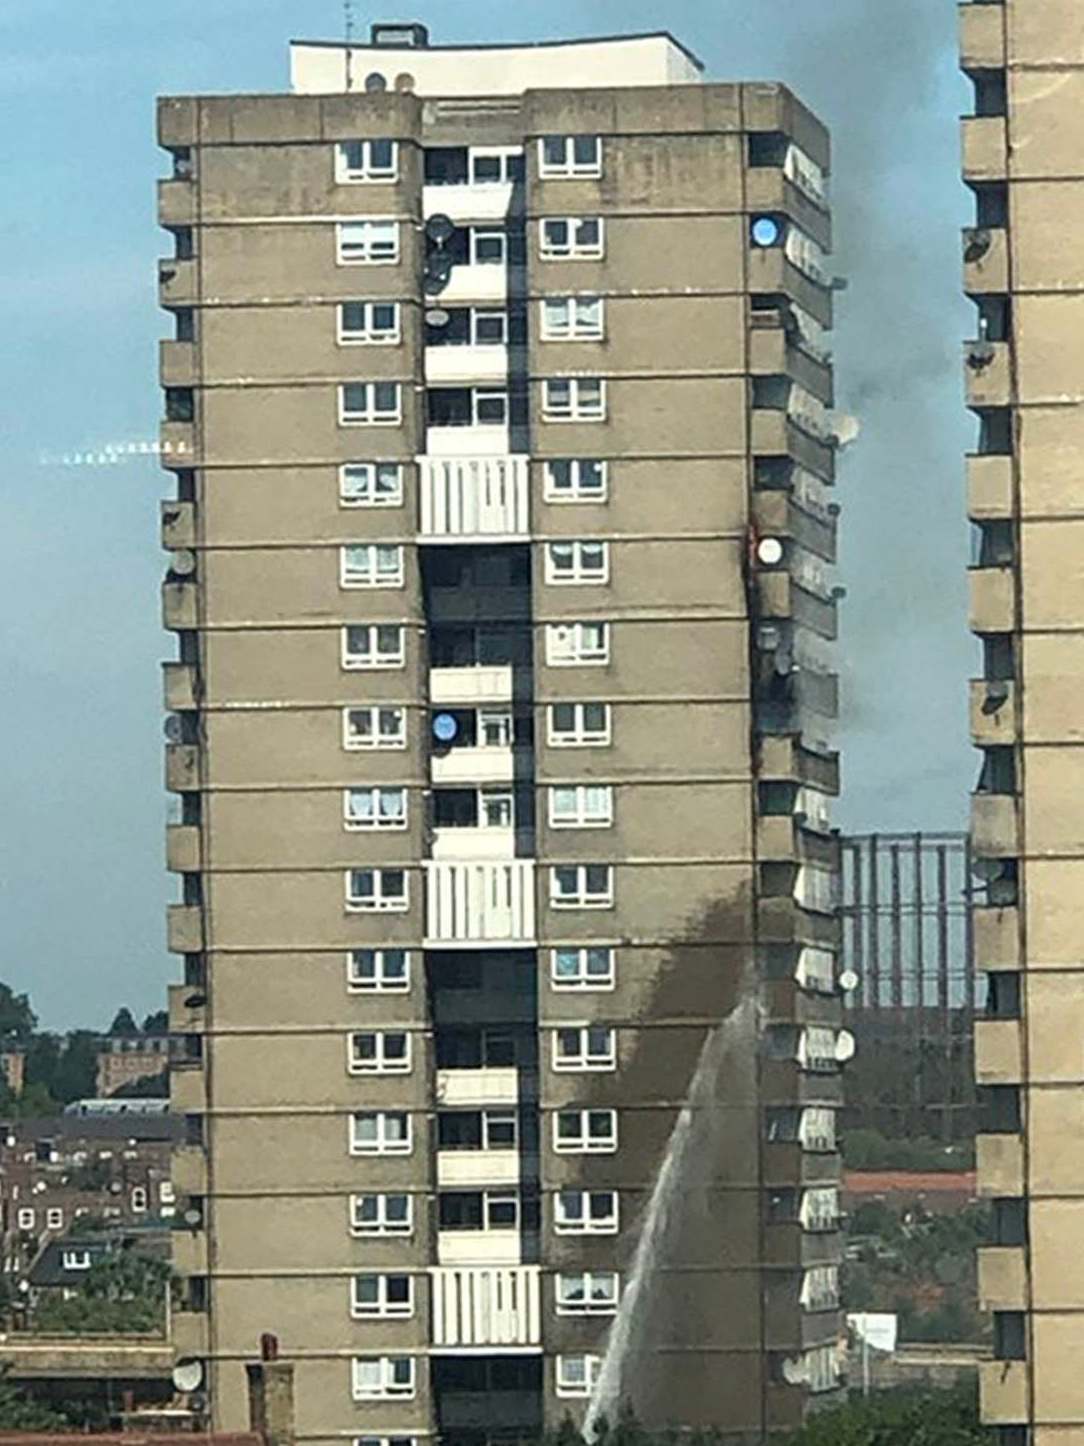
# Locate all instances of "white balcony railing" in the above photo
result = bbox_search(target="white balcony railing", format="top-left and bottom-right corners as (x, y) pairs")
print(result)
(425, 345), (510, 386)
(430, 826), (516, 861)
(425, 423), (511, 458)
(419, 455), (529, 540)
(440, 263), (509, 305)
(437, 1149), (521, 1188)
(430, 1265), (541, 1350)
(436, 1231), (525, 1268)
(431, 745), (516, 787)
(436, 1067), (519, 1109)
(429, 666), (514, 707)
(425, 860), (536, 946)
(423, 182), (517, 223)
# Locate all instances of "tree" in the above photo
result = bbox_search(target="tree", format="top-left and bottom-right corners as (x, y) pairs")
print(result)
(113, 1068), (168, 1099)
(23, 1032), (61, 1092)
(0, 984), (37, 1043)
(0, 1364), (67, 1429)
(32, 1249), (173, 1336)
(780, 1385), (989, 1445)
(51, 1031), (100, 1104)
(109, 1007), (139, 1036)
(141, 1009), (169, 1035)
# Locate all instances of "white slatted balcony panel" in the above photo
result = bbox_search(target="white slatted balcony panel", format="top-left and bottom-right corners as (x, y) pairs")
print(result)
(425, 860), (536, 946)
(419, 455), (529, 540)
(430, 1266), (542, 1351)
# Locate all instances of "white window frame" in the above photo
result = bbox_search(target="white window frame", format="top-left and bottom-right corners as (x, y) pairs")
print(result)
(131, 1186), (148, 1211)
(542, 377), (606, 422)
(343, 706), (407, 752)
(340, 543), (405, 589)
(347, 948), (411, 993)
(17, 1208), (34, 1230)
(470, 308), (508, 346)
(469, 147), (524, 185)
(470, 227), (507, 265)
(348, 1030), (412, 1076)
(541, 295), (604, 342)
(540, 217), (605, 261)
(62, 1248), (92, 1270)
(483, 1109), (518, 1151)
(555, 1189), (618, 1236)
(548, 785), (613, 830)
(550, 864), (614, 910)
(345, 868), (409, 913)
(336, 139), (399, 184)
(553, 1108), (617, 1155)
(339, 382), (402, 427)
(355, 1437), (417, 1446)
(545, 622), (610, 667)
(45, 1207), (64, 1229)
(350, 1111), (412, 1157)
(551, 946), (616, 991)
(344, 787), (408, 831)
(555, 1271), (619, 1316)
(553, 1025), (617, 1073)
(470, 388), (509, 426)
(545, 540), (609, 586)
(539, 135), (603, 180)
(548, 702), (611, 748)
(338, 300), (401, 346)
(543, 458), (608, 503)
(556, 1354), (602, 1400)
(350, 1192), (413, 1237)
(478, 709), (513, 747)
(341, 624), (405, 671)
(336, 219), (400, 266)
(479, 1189), (519, 1231)
(339, 462), (403, 509)
(351, 1273), (414, 1320)
(160, 1182), (176, 1205)
(351, 1356), (415, 1402)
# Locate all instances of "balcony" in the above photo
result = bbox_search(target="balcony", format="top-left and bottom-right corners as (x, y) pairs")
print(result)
(160, 340), (197, 387)
(169, 983), (206, 1034)
(423, 182), (517, 224)
(159, 258), (196, 306)
(163, 663), (199, 712)
(974, 905), (1021, 970)
(171, 1067), (206, 1114)
(162, 581), (198, 630)
(963, 227), (1009, 295)
(430, 666), (514, 707)
(172, 1145), (207, 1194)
(426, 345), (510, 386)
(758, 816), (796, 860)
(978, 1246), (1027, 1312)
(165, 743), (200, 792)
(172, 1229), (208, 1277)
(427, 422), (511, 458)
(972, 792), (1019, 857)
(430, 826), (517, 862)
(426, 861), (535, 946)
(440, 264), (510, 305)
(436, 1231), (524, 1268)
(970, 679), (1017, 746)
(975, 1020), (1023, 1085)
(976, 1133), (1024, 1197)
(160, 421), (196, 467)
(961, 116), (1008, 182)
(964, 340), (1011, 408)
(167, 904), (204, 954)
(419, 455), (529, 541)
(158, 178), (195, 227)
(959, 3), (1007, 71)
(979, 1359), (1029, 1424)
(437, 1150), (520, 1189)
(968, 454), (1013, 521)
(436, 1067), (519, 1109)
(171, 1309), (209, 1358)
(969, 566), (1015, 633)
(166, 825), (201, 874)
(432, 745), (516, 787)
(161, 500), (197, 550)
(430, 1265), (541, 1350)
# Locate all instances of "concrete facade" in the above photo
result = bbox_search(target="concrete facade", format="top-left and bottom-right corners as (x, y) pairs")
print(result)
(158, 28), (844, 1444)
(962, 4), (1084, 1444)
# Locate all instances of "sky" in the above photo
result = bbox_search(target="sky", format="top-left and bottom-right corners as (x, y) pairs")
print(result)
(0, 1), (974, 1029)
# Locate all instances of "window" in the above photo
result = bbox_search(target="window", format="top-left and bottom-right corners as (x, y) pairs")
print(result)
(440, 1189), (519, 1230)
(131, 1186), (148, 1211)
(349, 1031), (411, 1075)
(343, 706), (406, 751)
(543, 377), (606, 421)
(350, 1111), (412, 1156)
(541, 296), (604, 341)
(340, 462), (402, 508)
(341, 624), (405, 670)
(340, 544), (404, 589)
(545, 540), (609, 585)
(556, 1271), (619, 1315)
(549, 785), (613, 829)
(554, 1108), (617, 1154)
(545, 622), (610, 666)
(344, 787), (407, 830)
(351, 1356), (415, 1402)
(548, 703), (611, 747)
(540, 217), (604, 260)
(550, 864), (614, 909)
(348, 948), (410, 993)
(480, 789), (514, 828)
(160, 1182), (176, 1205)
(338, 301), (401, 345)
(339, 382), (401, 426)
(45, 1207), (63, 1229)
(479, 710), (512, 747)
(555, 1189), (618, 1235)
(336, 139), (398, 183)
(470, 228), (507, 265)
(17, 1209), (34, 1230)
(345, 869), (409, 912)
(471, 148), (524, 184)
(554, 1025), (617, 1072)
(350, 1193), (412, 1237)
(356, 1437), (417, 1446)
(471, 309), (508, 345)
(539, 135), (603, 179)
(351, 1274), (414, 1319)
(62, 1248), (92, 1270)
(544, 459), (608, 502)
(484, 1110), (517, 1150)
(556, 1354), (602, 1400)
(552, 946), (615, 991)
(337, 220), (400, 265)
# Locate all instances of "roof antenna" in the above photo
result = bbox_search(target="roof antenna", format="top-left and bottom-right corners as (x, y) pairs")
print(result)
(344, 0), (355, 92)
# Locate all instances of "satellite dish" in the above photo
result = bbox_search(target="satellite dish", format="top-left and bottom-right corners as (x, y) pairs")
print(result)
(838, 969), (860, 994)
(182, 1207), (203, 1228)
(164, 714), (185, 743)
(170, 549), (197, 577)
(184, 992), (207, 1009)
(426, 214), (456, 246)
(781, 1355), (807, 1386)
(750, 215), (783, 248)
(971, 856), (1006, 882)
(172, 1358), (204, 1393)
(834, 1029), (857, 1063)
(363, 72), (387, 93)
(757, 536), (785, 567)
(432, 713), (458, 744)
(423, 272), (449, 297)
(394, 72), (416, 93)
(425, 308), (451, 329)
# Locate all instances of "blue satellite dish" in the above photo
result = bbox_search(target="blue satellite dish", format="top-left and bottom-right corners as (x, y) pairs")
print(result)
(750, 215), (783, 248)
(432, 713), (458, 743)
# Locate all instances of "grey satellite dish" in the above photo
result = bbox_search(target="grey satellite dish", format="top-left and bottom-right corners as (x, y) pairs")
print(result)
(834, 1029), (857, 1064)
(164, 714), (185, 743)
(425, 308), (451, 329)
(172, 1358), (204, 1393)
(426, 214), (456, 246)
(364, 72), (387, 93)
(423, 272), (450, 297)
(182, 1207), (203, 1228)
(170, 549), (197, 577)
(838, 969), (860, 994)
(971, 856), (1006, 881)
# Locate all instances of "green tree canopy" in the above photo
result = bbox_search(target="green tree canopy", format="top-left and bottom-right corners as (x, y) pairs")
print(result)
(141, 1009), (169, 1035)
(109, 1007), (139, 1035)
(51, 1030), (100, 1104)
(0, 984), (37, 1043)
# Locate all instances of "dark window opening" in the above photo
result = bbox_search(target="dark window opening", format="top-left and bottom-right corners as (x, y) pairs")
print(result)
(980, 1084), (1021, 1134)
(977, 745), (1017, 795)
(748, 131), (789, 168)
(994, 1311), (1027, 1361)
(993, 1198), (1028, 1247)
(978, 408), (1013, 456)
(973, 182), (1009, 229)
(986, 972), (1021, 1020)
(165, 388), (195, 423)
(972, 69), (1008, 118)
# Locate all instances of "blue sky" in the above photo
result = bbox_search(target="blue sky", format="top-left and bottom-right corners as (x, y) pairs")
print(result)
(0, 1), (973, 1028)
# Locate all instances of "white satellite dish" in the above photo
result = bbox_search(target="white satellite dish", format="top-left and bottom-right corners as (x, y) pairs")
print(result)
(834, 1029), (857, 1063)
(756, 536), (785, 567)
(838, 969), (860, 994)
(170, 549), (197, 577)
(172, 1357), (204, 1393)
